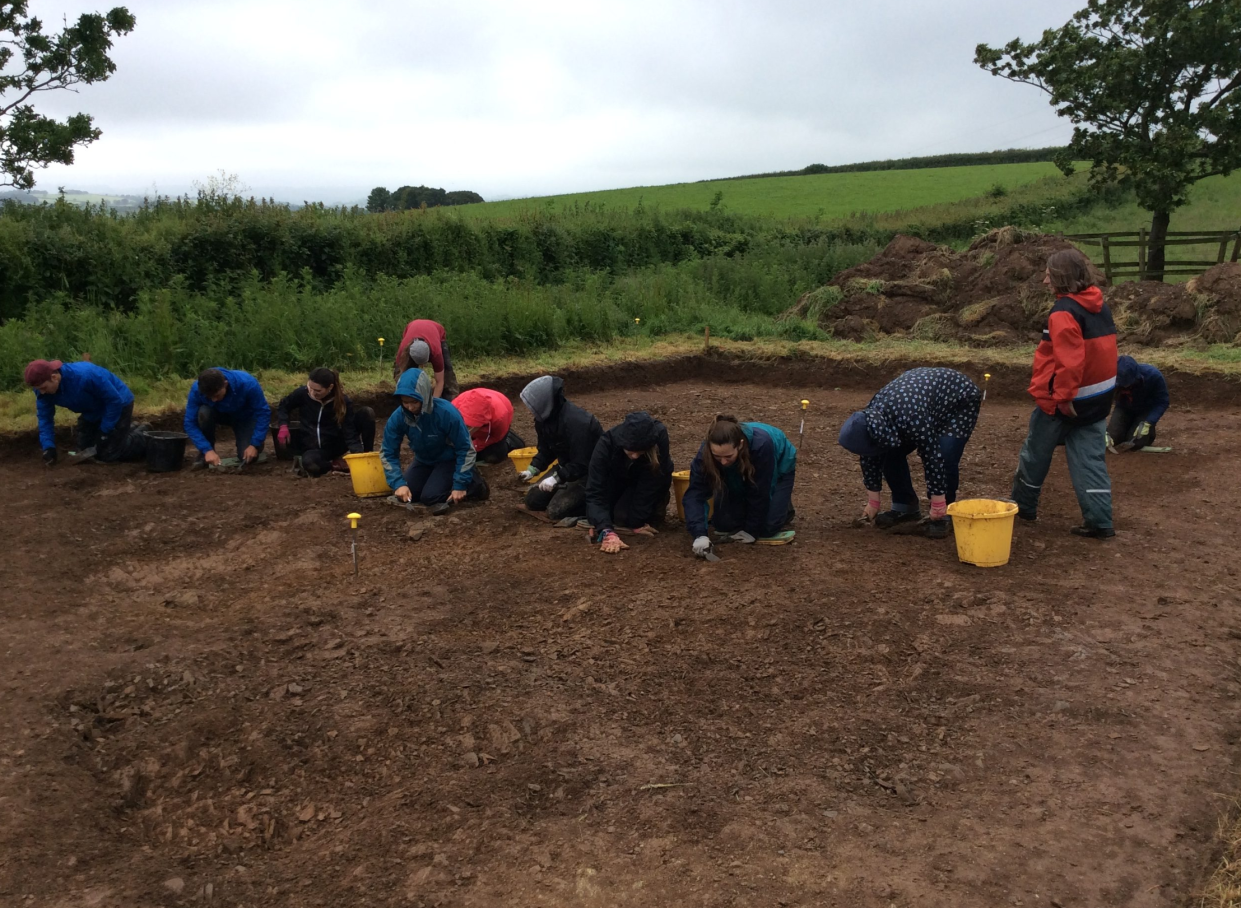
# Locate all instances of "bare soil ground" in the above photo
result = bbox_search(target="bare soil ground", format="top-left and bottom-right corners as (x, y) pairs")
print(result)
(3, 358), (1241, 908)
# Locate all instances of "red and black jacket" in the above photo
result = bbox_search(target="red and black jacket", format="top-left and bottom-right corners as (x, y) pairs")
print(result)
(1028, 286), (1117, 425)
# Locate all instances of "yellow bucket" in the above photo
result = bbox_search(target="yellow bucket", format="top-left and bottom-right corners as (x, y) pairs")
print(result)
(343, 452), (390, 498)
(945, 499), (1019, 567)
(672, 469), (713, 521)
(507, 447), (555, 482)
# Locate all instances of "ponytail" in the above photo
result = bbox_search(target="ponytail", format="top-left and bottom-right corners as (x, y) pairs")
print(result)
(308, 367), (347, 426)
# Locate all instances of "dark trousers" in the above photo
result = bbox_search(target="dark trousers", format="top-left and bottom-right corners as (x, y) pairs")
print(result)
(440, 342), (459, 401)
(197, 408), (262, 459)
(1012, 408), (1112, 529)
(299, 408), (377, 477)
(711, 470), (795, 538)
(76, 403), (146, 463)
(884, 435), (969, 513)
(1107, 406), (1156, 449)
(477, 429), (525, 465)
(402, 459), (487, 505)
(612, 485), (671, 529)
(525, 478), (588, 521)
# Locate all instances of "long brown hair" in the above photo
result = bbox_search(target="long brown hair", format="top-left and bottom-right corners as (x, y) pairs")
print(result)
(309, 367), (347, 426)
(1046, 249), (1095, 295)
(700, 414), (753, 491)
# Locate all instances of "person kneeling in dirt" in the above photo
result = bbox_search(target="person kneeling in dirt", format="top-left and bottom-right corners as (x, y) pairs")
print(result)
(1107, 355), (1169, 452)
(683, 415), (796, 557)
(25, 358), (148, 465)
(453, 387), (525, 464)
(1011, 249), (1118, 539)
(586, 411), (674, 554)
(393, 318), (458, 400)
(837, 367), (981, 540)
(185, 368), (272, 468)
(275, 368), (376, 477)
(518, 376), (602, 525)
(381, 368), (488, 515)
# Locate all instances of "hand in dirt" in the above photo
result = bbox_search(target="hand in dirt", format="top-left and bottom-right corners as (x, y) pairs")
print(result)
(204, 450), (222, 467)
(394, 485), (412, 503)
(449, 489), (467, 504)
(851, 515), (873, 529)
(242, 445), (259, 464)
(632, 525), (659, 537)
(600, 531), (628, 554)
(862, 504), (879, 521)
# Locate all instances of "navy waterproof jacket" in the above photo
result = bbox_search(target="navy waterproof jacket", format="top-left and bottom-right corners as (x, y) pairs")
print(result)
(1114, 356), (1169, 425)
(683, 422), (796, 539)
(184, 368), (271, 453)
(380, 368), (476, 492)
(34, 361), (134, 450)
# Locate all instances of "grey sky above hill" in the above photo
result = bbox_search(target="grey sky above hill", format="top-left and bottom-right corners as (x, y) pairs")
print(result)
(27, 0), (1084, 204)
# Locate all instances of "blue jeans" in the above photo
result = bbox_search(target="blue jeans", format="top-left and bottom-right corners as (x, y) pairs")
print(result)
(884, 435), (968, 514)
(1011, 408), (1113, 529)
(712, 470), (795, 538)
(197, 408), (261, 459)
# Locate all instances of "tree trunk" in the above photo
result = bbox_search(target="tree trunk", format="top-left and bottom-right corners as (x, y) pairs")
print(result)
(1147, 209), (1170, 282)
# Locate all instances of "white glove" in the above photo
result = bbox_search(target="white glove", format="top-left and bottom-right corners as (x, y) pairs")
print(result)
(538, 473), (560, 492)
(731, 531), (756, 544)
(519, 467), (537, 482)
(692, 536), (712, 556)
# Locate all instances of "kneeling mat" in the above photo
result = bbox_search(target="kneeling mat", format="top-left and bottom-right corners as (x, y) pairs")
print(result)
(757, 530), (796, 545)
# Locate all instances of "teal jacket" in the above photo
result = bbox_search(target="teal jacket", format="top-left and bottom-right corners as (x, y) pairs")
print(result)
(683, 422), (796, 538)
(381, 369), (476, 491)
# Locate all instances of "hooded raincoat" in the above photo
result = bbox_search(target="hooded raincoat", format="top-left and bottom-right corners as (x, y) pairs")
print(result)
(381, 369), (476, 492)
(521, 376), (601, 484)
(1028, 286), (1118, 425)
(1114, 356), (1169, 425)
(585, 412), (674, 533)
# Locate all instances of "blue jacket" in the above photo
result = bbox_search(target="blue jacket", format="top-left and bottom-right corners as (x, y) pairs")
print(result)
(34, 361), (134, 450)
(184, 368), (271, 452)
(381, 368), (477, 492)
(683, 422), (796, 538)
(1115, 356), (1169, 425)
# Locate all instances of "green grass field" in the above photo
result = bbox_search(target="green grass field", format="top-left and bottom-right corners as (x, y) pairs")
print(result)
(460, 162), (1075, 220)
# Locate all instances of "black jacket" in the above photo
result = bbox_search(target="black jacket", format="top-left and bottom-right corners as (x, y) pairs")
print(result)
(586, 412), (673, 532)
(276, 387), (363, 455)
(529, 378), (602, 483)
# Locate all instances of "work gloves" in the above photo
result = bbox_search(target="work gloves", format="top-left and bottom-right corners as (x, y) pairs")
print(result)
(692, 535), (712, 556)
(1131, 422), (1152, 446)
(599, 530), (627, 554)
(518, 466), (537, 482)
(538, 473), (559, 493)
(277, 425), (291, 446)
(730, 531), (756, 544)
(42, 447), (57, 466)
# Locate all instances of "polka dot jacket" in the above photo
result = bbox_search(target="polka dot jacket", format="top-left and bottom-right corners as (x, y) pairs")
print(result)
(860, 367), (982, 496)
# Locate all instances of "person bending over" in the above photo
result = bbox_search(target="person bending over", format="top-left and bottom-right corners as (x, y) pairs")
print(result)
(518, 375), (602, 524)
(185, 367), (271, 468)
(682, 414), (796, 557)
(380, 368), (488, 515)
(453, 387), (525, 464)
(586, 411), (673, 554)
(1107, 355), (1169, 452)
(275, 367), (376, 476)
(394, 318), (457, 399)
(837, 367), (981, 540)
(25, 358), (147, 465)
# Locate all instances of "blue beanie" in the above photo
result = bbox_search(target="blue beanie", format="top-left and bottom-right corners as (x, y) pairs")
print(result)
(838, 410), (882, 456)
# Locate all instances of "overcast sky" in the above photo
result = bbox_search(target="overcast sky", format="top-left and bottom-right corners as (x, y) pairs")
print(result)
(19, 0), (1084, 204)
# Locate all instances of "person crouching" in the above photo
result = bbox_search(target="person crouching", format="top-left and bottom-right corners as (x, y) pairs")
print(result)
(586, 411), (673, 554)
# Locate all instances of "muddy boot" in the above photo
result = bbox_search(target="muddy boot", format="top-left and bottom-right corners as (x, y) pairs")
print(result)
(1070, 524), (1115, 539)
(874, 509), (921, 530)
(430, 502), (452, 516)
(923, 518), (951, 540)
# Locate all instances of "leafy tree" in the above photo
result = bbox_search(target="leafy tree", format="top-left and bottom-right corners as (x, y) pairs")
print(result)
(976, 0), (1241, 280)
(0, 3), (136, 191)
(366, 186), (392, 212)
(444, 189), (483, 205)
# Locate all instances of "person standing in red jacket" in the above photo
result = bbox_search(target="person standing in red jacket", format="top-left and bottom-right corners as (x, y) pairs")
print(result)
(394, 319), (458, 400)
(1011, 249), (1118, 538)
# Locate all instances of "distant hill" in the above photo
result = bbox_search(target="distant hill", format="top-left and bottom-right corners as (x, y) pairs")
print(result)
(713, 146), (1067, 181)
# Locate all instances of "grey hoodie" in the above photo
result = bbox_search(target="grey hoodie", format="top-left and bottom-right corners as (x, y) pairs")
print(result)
(520, 375), (557, 421)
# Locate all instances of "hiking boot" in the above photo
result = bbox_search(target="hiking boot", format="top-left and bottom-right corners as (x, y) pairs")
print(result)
(924, 518), (952, 540)
(429, 502), (452, 517)
(874, 509), (921, 530)
(1071, 524), (1115, 539)
(1016, 509), (1037, 521)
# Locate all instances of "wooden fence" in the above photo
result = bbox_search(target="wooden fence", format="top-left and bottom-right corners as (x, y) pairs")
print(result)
(1063, 229), (1241, 282)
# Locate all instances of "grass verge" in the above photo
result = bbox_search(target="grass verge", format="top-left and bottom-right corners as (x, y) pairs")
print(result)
(3, 335), (1240, 437)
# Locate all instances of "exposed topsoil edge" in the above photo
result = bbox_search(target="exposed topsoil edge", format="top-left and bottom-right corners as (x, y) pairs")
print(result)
(4, 350), (1239, 457)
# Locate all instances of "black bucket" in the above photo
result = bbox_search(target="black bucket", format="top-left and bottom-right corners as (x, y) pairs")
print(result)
(145, 431), (188, 473)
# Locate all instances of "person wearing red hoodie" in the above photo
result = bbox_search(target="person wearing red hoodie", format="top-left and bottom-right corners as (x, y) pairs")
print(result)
(1011, 249), (1118, 538)
(453, 387), (525, 464)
